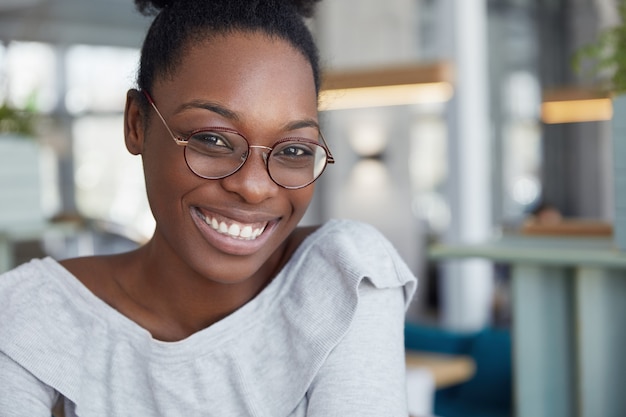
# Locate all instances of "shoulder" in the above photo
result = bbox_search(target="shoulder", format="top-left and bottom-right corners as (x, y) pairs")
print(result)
(0, 258), (118, 402)
(272, 219), (417, 337)
(0, 259), (76, 337)
(0, 256), (97, 342)
(296, 219), (417, 295)
(238, 220), (416, 412)
(59, 254), (128, 308)
(307, 218), (401, 256)
(287, 220), (384, 257)
(0, 257), (71, 308)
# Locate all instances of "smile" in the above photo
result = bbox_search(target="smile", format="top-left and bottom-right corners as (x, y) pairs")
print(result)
(197, 211), (268, 240)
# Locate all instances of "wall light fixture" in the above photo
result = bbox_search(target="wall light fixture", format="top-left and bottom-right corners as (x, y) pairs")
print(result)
(541, 88), (613, 124)
(319, 62), (454, 111)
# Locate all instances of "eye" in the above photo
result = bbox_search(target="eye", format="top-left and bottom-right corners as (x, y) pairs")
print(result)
(190, 131), (231, 148)
(186, 130), (244, 156)
(274, 142), (315, 158)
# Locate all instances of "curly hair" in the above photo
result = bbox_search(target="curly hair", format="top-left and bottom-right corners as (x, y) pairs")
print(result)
(134, 0), (322, 95)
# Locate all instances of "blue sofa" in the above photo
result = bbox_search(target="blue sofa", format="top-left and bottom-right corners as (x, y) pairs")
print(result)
(404, 323), (512, 417)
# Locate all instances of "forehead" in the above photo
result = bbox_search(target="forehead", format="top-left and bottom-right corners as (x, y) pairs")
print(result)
(152, 31), (318, 120)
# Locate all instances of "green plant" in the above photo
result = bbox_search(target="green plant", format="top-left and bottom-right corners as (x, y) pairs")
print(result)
(573, 0), (626, 94)
(0, 102), (36, 137)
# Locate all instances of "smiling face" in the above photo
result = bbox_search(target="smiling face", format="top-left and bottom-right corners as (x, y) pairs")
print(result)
(125, 31), (319, 284)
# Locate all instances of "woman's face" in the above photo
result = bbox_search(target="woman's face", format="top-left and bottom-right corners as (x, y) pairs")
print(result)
(126, 31), (319, 284)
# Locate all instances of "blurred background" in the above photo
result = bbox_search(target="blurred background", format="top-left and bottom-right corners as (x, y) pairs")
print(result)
(1, 1), (624, 416)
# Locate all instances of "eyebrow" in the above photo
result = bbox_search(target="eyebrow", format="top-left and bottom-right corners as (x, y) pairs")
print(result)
(284, 119), (320, 131)
(176, 100), (240, 121)
(175, 100), (320, 132)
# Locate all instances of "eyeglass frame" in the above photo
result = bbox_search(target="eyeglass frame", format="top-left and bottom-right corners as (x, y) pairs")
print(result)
(141, 90), (335, 189)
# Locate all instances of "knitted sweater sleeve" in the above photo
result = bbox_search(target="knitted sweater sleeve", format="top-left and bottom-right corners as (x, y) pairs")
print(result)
(304, 280), (409, 417)
(0, 350), (58, 416)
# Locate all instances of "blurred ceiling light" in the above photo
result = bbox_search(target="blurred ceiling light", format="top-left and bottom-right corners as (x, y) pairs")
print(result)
(319, 62), (454, 111)
(541, 88), (613, 124)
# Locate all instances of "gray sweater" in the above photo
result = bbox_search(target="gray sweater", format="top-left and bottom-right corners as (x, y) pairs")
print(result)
(0, 219), (417, 417)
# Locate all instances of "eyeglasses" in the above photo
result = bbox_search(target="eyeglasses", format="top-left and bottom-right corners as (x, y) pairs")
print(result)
(142, 91), (334, 190)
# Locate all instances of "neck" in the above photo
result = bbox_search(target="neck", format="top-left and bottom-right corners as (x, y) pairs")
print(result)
(116, 237), (286, 341)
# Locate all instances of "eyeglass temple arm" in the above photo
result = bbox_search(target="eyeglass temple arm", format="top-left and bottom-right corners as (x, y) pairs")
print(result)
(142, 90), (187, 146)
(319, 132), (335, 164)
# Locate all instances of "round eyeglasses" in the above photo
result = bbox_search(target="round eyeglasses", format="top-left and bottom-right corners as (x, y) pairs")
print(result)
(143, 91), (335, 189)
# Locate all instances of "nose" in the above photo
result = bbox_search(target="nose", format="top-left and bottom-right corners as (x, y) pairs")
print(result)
(220, 146), (279, 203)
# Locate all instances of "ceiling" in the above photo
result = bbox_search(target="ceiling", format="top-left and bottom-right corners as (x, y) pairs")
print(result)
(0, 0), (151, 48)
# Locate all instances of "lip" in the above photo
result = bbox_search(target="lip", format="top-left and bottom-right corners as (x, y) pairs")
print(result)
(191, 206), (279, 256)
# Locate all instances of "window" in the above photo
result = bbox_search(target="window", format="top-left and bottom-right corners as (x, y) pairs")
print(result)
(1, 41), (153, 243)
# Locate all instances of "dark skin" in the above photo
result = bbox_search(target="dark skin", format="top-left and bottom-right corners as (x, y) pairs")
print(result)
(60, 31), (320, 342)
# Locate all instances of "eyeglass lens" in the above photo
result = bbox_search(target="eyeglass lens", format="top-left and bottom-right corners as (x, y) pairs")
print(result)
(183, 129), (329, 189)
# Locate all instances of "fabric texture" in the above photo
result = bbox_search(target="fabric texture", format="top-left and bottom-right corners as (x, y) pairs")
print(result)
(0, 219), (417, 417)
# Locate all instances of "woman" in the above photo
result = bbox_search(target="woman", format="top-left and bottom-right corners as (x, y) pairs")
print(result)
(0, 1), (417, 415)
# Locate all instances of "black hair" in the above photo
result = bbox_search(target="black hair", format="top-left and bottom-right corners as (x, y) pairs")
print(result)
(134, 0), (322, 95)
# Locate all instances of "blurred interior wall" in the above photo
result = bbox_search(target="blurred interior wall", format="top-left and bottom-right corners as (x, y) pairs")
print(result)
(313, 0), (495, 329)
(313, 0), (425, 322)
(539, 0), (613, 219)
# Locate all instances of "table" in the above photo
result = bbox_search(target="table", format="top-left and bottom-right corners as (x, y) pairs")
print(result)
(429, 234), (626, 417)
(405, 351), (476, 389)
(405, 351), (476, 417)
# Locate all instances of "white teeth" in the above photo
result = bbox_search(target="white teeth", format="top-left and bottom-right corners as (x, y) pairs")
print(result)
(201, 212), (267, 240)
(240, 226), (253, 238)
(228, 224), (240, 237)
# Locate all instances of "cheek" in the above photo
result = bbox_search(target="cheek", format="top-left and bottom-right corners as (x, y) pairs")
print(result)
(290, 185), (315, 218)
(141, 141), (189, 218)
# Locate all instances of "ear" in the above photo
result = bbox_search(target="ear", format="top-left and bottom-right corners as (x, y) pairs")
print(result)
(124, 89), (145, 155)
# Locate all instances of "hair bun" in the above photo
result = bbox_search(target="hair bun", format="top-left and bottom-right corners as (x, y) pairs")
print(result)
(135, 0), (321, 17)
